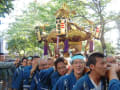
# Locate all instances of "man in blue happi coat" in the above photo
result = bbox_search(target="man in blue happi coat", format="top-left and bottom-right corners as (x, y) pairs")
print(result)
(53, 54), (86, 90)
(30, 58), (49, 90)
(16, 56), (40, 90)
(108, 63), (120, 90)
(73, 52), (108, 90)
(12, 57), (27, 89)
(50, 57), (68, 89)
(30, 57), (68, 90)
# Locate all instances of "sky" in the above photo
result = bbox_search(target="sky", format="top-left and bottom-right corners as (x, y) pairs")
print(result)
(104, 0), (120, 47)
(0, 0), (33, 31)
(0, 0), (120, 47)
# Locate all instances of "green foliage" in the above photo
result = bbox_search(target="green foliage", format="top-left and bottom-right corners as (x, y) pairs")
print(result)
(6, 1), (61, 56)
(94, 40), (115, 55)
(0, 0), (14, 17)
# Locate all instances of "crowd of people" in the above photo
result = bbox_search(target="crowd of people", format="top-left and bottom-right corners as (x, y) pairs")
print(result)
(0, 52), (120, 90)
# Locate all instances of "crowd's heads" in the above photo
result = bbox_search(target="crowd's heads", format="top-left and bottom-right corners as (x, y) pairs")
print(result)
(0, 53), (4, 55)
(71, 54), (86, 75)
(87, 52), (105, 66)
(14, 58), (20, 67)
(47, 57), (54, 68)
(32, 56), (40, 65)
(54, 57), (67, 76)
(87, 52), (107, 76)
(106, 55), (116, 64)
(71, 53), (85, 64)
(21, 57), (27, 66)
(38, 59), (49, 70)
(33, 56), (40, 61)
(27, 56), (33, 66)
(27, 56), (33, 60)
(0, 53), (5, 61)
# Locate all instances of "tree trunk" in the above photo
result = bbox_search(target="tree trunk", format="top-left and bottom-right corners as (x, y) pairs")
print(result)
(100, 31), (106, 53)
(91, 0), (107, 54)
(100, 15), (106, 55)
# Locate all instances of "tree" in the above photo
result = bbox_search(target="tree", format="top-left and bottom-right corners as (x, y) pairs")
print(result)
(6, 0), (119, 56)
(6, 1), (59, 56)
(84, 0), (120, 54)
(94, 40), (115, 55)
(88, 0), (108, 53)
(0, 0), (14, 17)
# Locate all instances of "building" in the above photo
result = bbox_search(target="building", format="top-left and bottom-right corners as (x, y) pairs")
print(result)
(0, 38), (8, 61)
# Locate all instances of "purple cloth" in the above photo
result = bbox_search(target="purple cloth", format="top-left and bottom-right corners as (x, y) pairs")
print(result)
(89, 40), (93, 52)
(44, 43), (48, 55)
(64, 39), (69, 53)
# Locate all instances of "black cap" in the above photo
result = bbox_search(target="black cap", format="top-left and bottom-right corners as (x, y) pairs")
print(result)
(0, 53), (4, 55)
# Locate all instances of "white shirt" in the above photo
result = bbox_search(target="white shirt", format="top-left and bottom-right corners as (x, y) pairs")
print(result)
(89, 77), (102, 90)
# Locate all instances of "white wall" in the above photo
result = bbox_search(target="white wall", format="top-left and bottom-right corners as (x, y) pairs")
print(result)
(0, 38), (8, 53)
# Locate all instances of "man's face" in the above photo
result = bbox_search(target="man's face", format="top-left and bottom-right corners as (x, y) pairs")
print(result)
(72, 59), (85, 75)
(57, 62), (67, 76)
(32, 58), (40, 66)
(27, 60), (32, 66)
(92, 57), (107, 77)
(38, 60), (48, 70)
(107, 57), (116, 64)
(0, 55), (5, 61)
(33, 58), (40, 62)
(22, 59), (27, 66)
(48, 59), (54, 68)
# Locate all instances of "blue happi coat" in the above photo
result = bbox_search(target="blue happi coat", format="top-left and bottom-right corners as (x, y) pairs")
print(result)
(73, 72), (106, 90)
(108, 79), (120, 90)
(50, 71), (61, 89)
(16, 65), (32, 90)
(30, 67), (54, 90)
(53, 71), (77, 90)
(12, 66), (24, 89)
